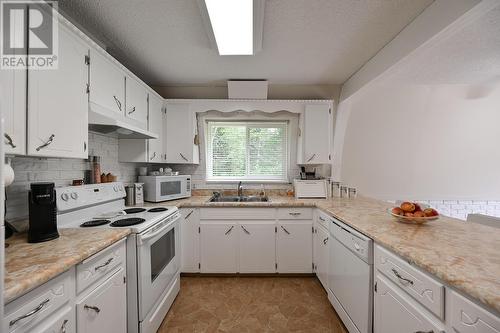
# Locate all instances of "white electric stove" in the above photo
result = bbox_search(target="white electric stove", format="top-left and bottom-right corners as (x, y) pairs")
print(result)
(56, 182), (181, 333)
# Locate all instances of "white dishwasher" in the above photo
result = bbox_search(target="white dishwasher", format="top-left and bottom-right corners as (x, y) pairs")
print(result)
(328, 217), (373, 333)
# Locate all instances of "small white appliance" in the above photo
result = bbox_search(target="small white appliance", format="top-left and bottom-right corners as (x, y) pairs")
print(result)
(294, 179), (328, 199)
(134, 182), (144, 205)
(56, 182), (181, 333)
(328, 217), (373, 333)
(139, 175), (191, 202)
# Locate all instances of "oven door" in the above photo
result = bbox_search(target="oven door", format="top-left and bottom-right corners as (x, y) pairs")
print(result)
(136, 213), (180, 320)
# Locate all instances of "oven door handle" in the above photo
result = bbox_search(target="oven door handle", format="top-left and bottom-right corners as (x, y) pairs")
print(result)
(137, 215), (179, 244)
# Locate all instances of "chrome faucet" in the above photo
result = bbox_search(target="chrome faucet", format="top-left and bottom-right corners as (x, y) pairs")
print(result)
(237, 181), (243, 197)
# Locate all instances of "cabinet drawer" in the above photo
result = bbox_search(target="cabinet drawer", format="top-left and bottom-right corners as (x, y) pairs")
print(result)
(200, 208), (275, 220)
(449, 290), (500, 333)
(277, 208), (313, 220)
(5, 269), (74, 333)
(375, 244), (444, 319)
(76, 239), (126, 294)
(33, 306), (75, 333)
(316, 210), (330, 230)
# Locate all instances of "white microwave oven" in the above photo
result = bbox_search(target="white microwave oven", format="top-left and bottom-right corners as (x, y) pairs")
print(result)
(138, 175), (191, 202)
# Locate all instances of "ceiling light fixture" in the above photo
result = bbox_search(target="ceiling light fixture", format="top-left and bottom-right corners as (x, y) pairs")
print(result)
(204, 0), (253, 55)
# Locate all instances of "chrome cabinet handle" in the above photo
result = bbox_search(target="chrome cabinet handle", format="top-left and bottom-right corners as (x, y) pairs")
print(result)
(84, 305), (101, 313)
(150, 152), (156, 160)
(179, 153), (188, 161)
(225, 226), (234, 235)
(307, 154), (316, 162)
(9, 298), (50, 327)
(415, 331), (435, 333)
(289, 212), (301, 216)
(281, 226), (290, 234)
(4, 133), (16, 148)
(36, 134), (55, 151)
(113, 95), (122, 111)
(128, 106), (136, 114)
(318, 216), (325, 222)
(392, 268), (414, 285)
(241, 225), (250, 235)
(323, 237), (329, 244)
(94, 258), (113, 271)
(185, 210), (194, 219)
(60, 319), (68, 333)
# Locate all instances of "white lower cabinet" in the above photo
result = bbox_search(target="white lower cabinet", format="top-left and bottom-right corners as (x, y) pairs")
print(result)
(313, 223), (329, 289)
(374, 274), (444, 333)
(200, 222), (238, 273)
(276, 221), (313, 273)
(34, 306), (75, 333)
(239, 222), (276, 273)
(448, 289), (500, 333)
(76, 267), (127, 333)
(180, 208), (200, 273)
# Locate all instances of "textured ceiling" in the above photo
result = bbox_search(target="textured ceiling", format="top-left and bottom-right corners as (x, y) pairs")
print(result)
(384, 4), (500, 85)
(58, 0), (433, 86)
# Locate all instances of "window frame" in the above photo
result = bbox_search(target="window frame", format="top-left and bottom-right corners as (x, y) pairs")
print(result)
(205, 120), (289, 183)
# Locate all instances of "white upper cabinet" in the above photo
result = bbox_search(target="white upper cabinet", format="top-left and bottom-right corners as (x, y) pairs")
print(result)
(1, 61), (26, 156)
(125, 76), (148, 127)
(165, 102), (199, 164)
(89, 49), (125, 116)
(148, 93), (165, 163)
(299, 104), (331, 164)
(27, 22), (89, 158)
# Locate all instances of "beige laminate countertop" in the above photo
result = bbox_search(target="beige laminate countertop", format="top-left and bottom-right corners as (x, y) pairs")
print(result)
(4, 228), (130, 303)
(143, 195), (500, 314)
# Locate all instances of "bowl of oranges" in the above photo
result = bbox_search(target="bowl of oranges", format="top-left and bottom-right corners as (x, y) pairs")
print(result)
(388, 201), (439, 224)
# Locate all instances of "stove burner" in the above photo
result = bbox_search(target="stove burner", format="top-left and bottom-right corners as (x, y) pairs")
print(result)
(124, 208), (146, 214)
(111, 218), (146, 227)
(148, 207), (168, 213)
(80, 219), (111, 227)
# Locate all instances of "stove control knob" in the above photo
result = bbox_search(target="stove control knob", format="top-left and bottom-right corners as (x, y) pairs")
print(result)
(61, 193), (69, 201)
(71, 192), (78, 200)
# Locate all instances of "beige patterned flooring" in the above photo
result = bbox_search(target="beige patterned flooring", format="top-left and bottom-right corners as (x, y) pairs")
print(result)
(158, 276), (348, 333)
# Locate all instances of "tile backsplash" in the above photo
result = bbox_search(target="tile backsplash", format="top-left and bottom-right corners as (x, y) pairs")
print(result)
(5, 131), (145, 221)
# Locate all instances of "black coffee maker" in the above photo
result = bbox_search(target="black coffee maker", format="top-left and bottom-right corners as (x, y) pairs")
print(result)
(28, 182), (59, 243)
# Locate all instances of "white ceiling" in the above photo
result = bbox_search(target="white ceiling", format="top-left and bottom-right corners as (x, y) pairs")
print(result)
(384, 3), (500, 85)
(58, 0), (433, 86)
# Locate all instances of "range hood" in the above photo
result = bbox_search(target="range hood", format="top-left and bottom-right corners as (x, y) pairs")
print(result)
(88, 103), (158, 139)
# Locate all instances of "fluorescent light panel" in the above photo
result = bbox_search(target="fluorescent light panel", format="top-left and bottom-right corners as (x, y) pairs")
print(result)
(205, 0), (253, 55)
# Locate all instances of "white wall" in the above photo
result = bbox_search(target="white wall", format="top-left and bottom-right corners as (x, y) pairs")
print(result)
(337, 83), (500, 201)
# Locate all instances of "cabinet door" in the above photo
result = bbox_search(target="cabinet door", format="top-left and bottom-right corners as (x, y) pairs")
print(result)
(374, 275), (444, 333)
(277, 221), (313, 273)
(27, 23), (88, 158)
(449, 289), (500, 333)
(180, 208), (200, 273)
(89, 49), (125, 116)
(200, 222), (238, 273)
(76, 268), (127, 333)
(303, 104), (330, 164)
(34, 306), (75, 333)
(314, 225), (329, 289)
(239, 222), (276, 273)
(148, 94), (164, 163)
(125, 76), (148, 127)
(165, 102), (199, 164)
